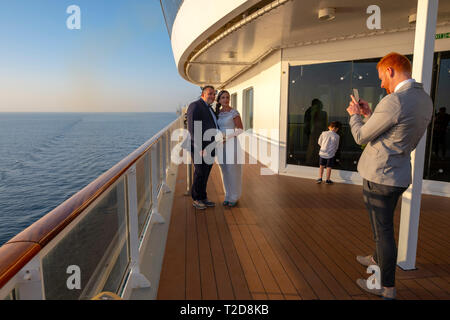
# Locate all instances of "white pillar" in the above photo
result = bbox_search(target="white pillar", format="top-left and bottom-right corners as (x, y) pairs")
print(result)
(397, 0), (438, 270)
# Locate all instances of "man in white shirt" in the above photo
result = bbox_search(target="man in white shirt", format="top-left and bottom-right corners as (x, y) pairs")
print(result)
(316, 121), (341, 184)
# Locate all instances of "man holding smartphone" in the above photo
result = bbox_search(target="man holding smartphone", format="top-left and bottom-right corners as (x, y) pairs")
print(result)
(347, 52), (433, 299)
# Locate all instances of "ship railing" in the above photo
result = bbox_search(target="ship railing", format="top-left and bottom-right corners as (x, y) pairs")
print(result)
(0, 115), (184, 300)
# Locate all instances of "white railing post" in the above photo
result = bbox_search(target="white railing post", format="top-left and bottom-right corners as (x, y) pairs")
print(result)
(144, 153), (152, 216)
(16, 255), (44, 300)
(150, 145), (165, 224)
(161, 133), (172, 194)
(398, 0), (439, 270)
(125, 165), (151, 292)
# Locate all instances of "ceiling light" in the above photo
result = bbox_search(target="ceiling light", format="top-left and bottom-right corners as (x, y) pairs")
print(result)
(318, 8), (336, 21)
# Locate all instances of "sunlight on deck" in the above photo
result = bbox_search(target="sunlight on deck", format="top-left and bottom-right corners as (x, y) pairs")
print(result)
(157, 162), (450, 300)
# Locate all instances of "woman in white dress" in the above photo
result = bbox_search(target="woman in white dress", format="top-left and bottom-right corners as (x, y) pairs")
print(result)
(215, 90), (244, 207)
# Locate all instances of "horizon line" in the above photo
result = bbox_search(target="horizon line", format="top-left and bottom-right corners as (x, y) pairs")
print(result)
(0, 111), (179, 114)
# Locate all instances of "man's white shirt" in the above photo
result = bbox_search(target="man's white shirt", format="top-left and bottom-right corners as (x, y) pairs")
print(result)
(394, 78), (415, 92)
(202, 99), (218, 128)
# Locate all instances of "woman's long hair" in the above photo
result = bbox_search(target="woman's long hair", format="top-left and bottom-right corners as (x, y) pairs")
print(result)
(215, 90), (229, 117)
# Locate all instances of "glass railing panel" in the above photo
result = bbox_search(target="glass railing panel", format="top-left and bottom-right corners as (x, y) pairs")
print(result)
(167, 130), (172, 167)
(156, 142), (162, 189)
(41, 177), (129, 300)
(162, 134), (167, 181)
(135, 152), (152, 236)
(152, 143), (162, 201)
(167, 129), (172, 164)
(100, 240), (129, 295)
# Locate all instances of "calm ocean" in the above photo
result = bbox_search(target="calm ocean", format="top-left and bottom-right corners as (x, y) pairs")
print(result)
(0, 112), (177, 246)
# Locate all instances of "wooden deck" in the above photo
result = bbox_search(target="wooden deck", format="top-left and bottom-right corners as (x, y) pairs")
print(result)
(157, 162), (450, 300)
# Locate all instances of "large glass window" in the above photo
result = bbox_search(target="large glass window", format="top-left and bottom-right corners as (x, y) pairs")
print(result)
(287, 59), (385, 170)
(287, 53), (450, 183)
(424, 51), (450, 182)
(243, 88), (254, 130)
(160, 0), (184, 37)
(231, 93), (237, 109)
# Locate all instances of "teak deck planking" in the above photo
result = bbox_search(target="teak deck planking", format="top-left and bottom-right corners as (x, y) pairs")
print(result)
(157, 162), (450, 300)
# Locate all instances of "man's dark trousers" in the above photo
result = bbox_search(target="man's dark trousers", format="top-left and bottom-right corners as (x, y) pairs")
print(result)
(186, 98), (218, 202)
(362, 179), (407, 287)
(191, 153), (213, 201)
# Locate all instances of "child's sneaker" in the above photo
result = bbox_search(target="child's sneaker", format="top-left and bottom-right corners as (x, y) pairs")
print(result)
(316, 178), (322, 184)
(325, 180), (334, 185)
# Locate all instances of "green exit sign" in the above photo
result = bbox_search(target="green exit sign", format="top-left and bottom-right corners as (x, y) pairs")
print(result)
(436, 33), (450, 39)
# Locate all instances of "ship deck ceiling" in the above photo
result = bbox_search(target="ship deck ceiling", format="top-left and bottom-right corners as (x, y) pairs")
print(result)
(157, 160), (450, 300)
(186, 0), (450, 85)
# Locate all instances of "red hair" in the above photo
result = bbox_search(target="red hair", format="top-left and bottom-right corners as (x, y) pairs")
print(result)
(377, 52), (412, 75)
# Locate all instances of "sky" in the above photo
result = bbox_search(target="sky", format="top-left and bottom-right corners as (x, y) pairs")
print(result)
(0, 0), (200, 112)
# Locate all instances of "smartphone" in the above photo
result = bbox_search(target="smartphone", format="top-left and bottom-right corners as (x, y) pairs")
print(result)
(352, 88), (360, 103)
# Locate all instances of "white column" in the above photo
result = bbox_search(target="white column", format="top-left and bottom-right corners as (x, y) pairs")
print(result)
(398, 0), (438, 270)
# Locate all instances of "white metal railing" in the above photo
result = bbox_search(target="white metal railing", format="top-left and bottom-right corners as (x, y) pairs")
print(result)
(0, 115), (184, 300)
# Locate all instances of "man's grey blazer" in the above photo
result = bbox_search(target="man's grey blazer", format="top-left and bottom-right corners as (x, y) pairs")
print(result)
(350, 81), (433, 187)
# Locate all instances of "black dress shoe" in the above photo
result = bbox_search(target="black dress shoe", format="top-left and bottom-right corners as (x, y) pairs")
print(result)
(201, 199), (216, 207)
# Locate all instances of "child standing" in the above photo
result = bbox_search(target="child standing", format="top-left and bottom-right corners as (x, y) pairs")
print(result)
(317, 121), (341, 184)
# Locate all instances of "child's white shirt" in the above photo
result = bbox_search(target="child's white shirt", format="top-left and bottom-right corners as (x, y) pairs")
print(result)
(318, 130), (340, 159)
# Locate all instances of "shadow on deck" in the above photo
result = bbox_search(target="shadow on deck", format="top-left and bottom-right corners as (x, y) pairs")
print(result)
(157, 161), (450, 300)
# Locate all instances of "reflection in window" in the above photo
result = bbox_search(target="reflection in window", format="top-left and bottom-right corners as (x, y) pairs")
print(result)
(287, 60), (386, 170)
(425, 51), (450, 182)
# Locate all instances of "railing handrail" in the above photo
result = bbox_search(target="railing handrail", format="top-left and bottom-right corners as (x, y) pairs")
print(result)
(0, 115), (183, 289)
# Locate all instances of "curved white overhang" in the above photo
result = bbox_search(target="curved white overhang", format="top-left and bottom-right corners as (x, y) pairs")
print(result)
(171, 0), (450, 87)
(171, 0), (261, 84)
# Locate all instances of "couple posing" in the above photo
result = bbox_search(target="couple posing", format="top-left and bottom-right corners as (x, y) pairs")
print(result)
(186, 86), (244, 210)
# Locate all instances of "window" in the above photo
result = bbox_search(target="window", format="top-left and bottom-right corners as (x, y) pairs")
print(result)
(286, 53), (450, 183)
(287, 59), (386, 170)
(243, 88), (254, 130)
(424, 51), (450, 182)
(231, 93), (237, 109)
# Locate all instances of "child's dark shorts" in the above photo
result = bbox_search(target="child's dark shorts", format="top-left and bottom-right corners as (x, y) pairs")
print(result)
(319, 156), (335, 168)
